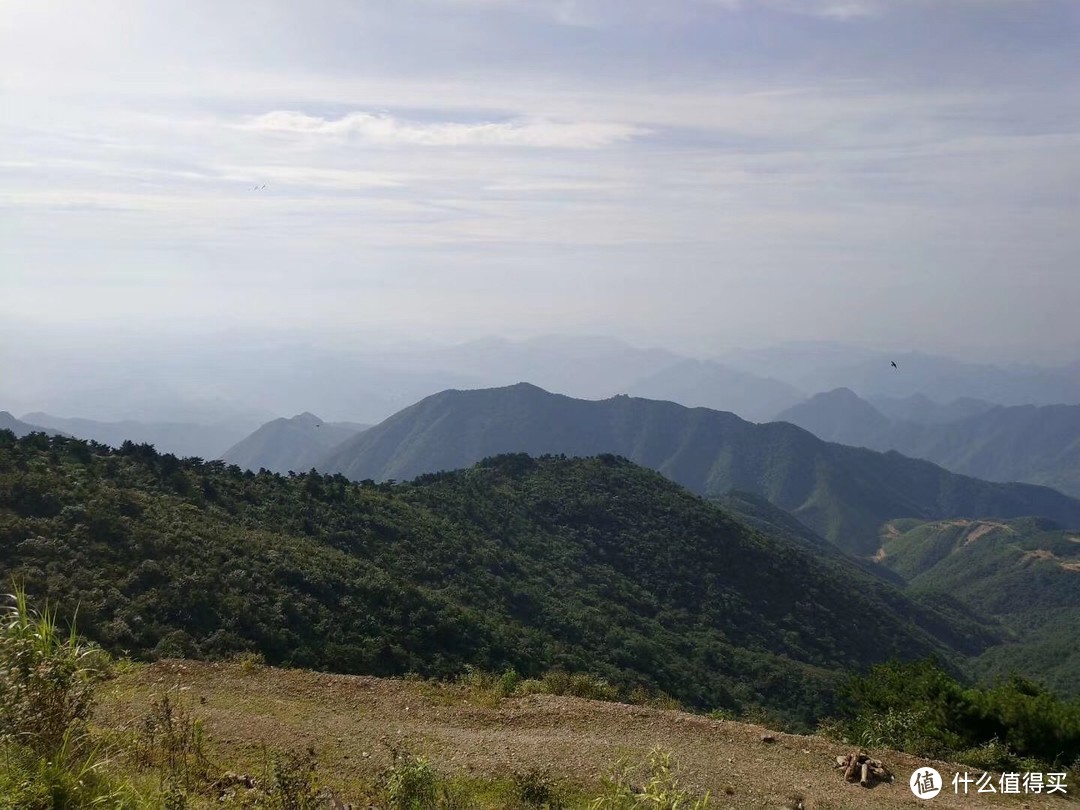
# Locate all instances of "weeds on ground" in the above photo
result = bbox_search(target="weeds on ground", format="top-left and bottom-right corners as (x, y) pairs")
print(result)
(590, 748), (709, 810)
(380, 739), (441, 810)
(454, 666), (680, 711)
(131, 683), (213, 794)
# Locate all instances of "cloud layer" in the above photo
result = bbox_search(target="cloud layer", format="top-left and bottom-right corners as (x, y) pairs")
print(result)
(240, 111), (644, 148)
(1, 0), (1078, 361)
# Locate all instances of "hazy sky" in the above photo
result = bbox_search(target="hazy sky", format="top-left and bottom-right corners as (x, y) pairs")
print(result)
(3, 0), (1079, 360)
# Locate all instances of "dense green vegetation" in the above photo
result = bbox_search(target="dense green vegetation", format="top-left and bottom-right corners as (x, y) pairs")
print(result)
(0, 430), (987, 728)
(317, 383), (1080, 555)
(835, 660), (1080, 776)
(878, 517), (1080, 697)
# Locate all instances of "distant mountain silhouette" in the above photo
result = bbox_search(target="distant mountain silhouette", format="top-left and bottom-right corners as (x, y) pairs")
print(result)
(23, 412), (251, 459)
(624, 359), (803, 422)
(774, 388), (892, 447)
(777, 390), (1080, 497)
(719, 343), (1080, 406)
(868, 393), (996, 425)
(0, 411), (64, 438)
(318, 383), (1080, 555)
(224, 413), (369, 474)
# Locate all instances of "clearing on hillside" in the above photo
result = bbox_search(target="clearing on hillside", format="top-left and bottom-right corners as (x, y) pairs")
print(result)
(97, 661), (1072, 808)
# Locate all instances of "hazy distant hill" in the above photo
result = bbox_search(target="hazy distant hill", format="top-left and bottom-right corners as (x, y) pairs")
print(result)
(23, 412), (252, 460)
(371, 335), (683, 401)
(878, 516), (1080, 696)
(624, 359), (803, 422)
(318, 383), (1080, 555)
(777, 390), (1080, 497)
(720, 342), (1080, 406)
(0, 432), (994, 725)
(868, 393), (996, 425)
(900, 404), (1080, 497)
(223, 412), (369, 473)
(773, 388), (892, 447)
(0, 411), (64, 438)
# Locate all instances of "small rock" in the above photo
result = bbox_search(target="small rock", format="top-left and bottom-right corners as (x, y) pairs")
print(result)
(761, 734), (777, 743)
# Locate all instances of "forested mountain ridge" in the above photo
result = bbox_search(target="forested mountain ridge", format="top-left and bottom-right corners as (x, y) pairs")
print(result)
(0, 430), (990, 727)
(318, 384), (1080, 555)
(777, 389), (1080, 497)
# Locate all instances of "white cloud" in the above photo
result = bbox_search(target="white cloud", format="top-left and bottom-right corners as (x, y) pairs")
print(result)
(238, 111), (644, 149)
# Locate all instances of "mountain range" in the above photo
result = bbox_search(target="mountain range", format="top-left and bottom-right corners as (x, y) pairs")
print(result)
(317, 383), (1080, 556)
(720, 342), (1080, 406)
(777, 388), (1080, 497)
(15, 335), (1079, 432)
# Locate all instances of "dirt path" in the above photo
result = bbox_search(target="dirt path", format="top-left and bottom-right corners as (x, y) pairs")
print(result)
(99, 661), (1073, 809)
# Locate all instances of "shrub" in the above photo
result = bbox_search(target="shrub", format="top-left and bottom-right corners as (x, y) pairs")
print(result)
(266, 746), (321, 810)
(381, 742), (439, 810)
(511, 766), (563, 808)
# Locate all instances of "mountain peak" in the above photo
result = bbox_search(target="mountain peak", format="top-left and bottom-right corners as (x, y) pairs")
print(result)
(316, 384), (1080, 556)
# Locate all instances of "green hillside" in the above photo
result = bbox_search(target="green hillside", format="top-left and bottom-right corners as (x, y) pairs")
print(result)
(318, 384), (1080, 555)
(0, 430), (988, 728)
(877, 517), (1080, 696)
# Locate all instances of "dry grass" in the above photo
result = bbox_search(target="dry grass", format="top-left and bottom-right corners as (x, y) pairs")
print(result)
(94, 661), (1074, 809)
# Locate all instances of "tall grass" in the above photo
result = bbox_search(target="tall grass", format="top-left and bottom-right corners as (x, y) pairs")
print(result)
(0, 586), (106, 753)
(0, 584), (141, 808)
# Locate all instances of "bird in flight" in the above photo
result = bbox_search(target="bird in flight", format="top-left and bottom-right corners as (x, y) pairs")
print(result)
(891, 361), (898, 369)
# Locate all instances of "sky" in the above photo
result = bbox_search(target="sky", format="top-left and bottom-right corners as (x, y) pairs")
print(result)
(3, 0), (1079, 362)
